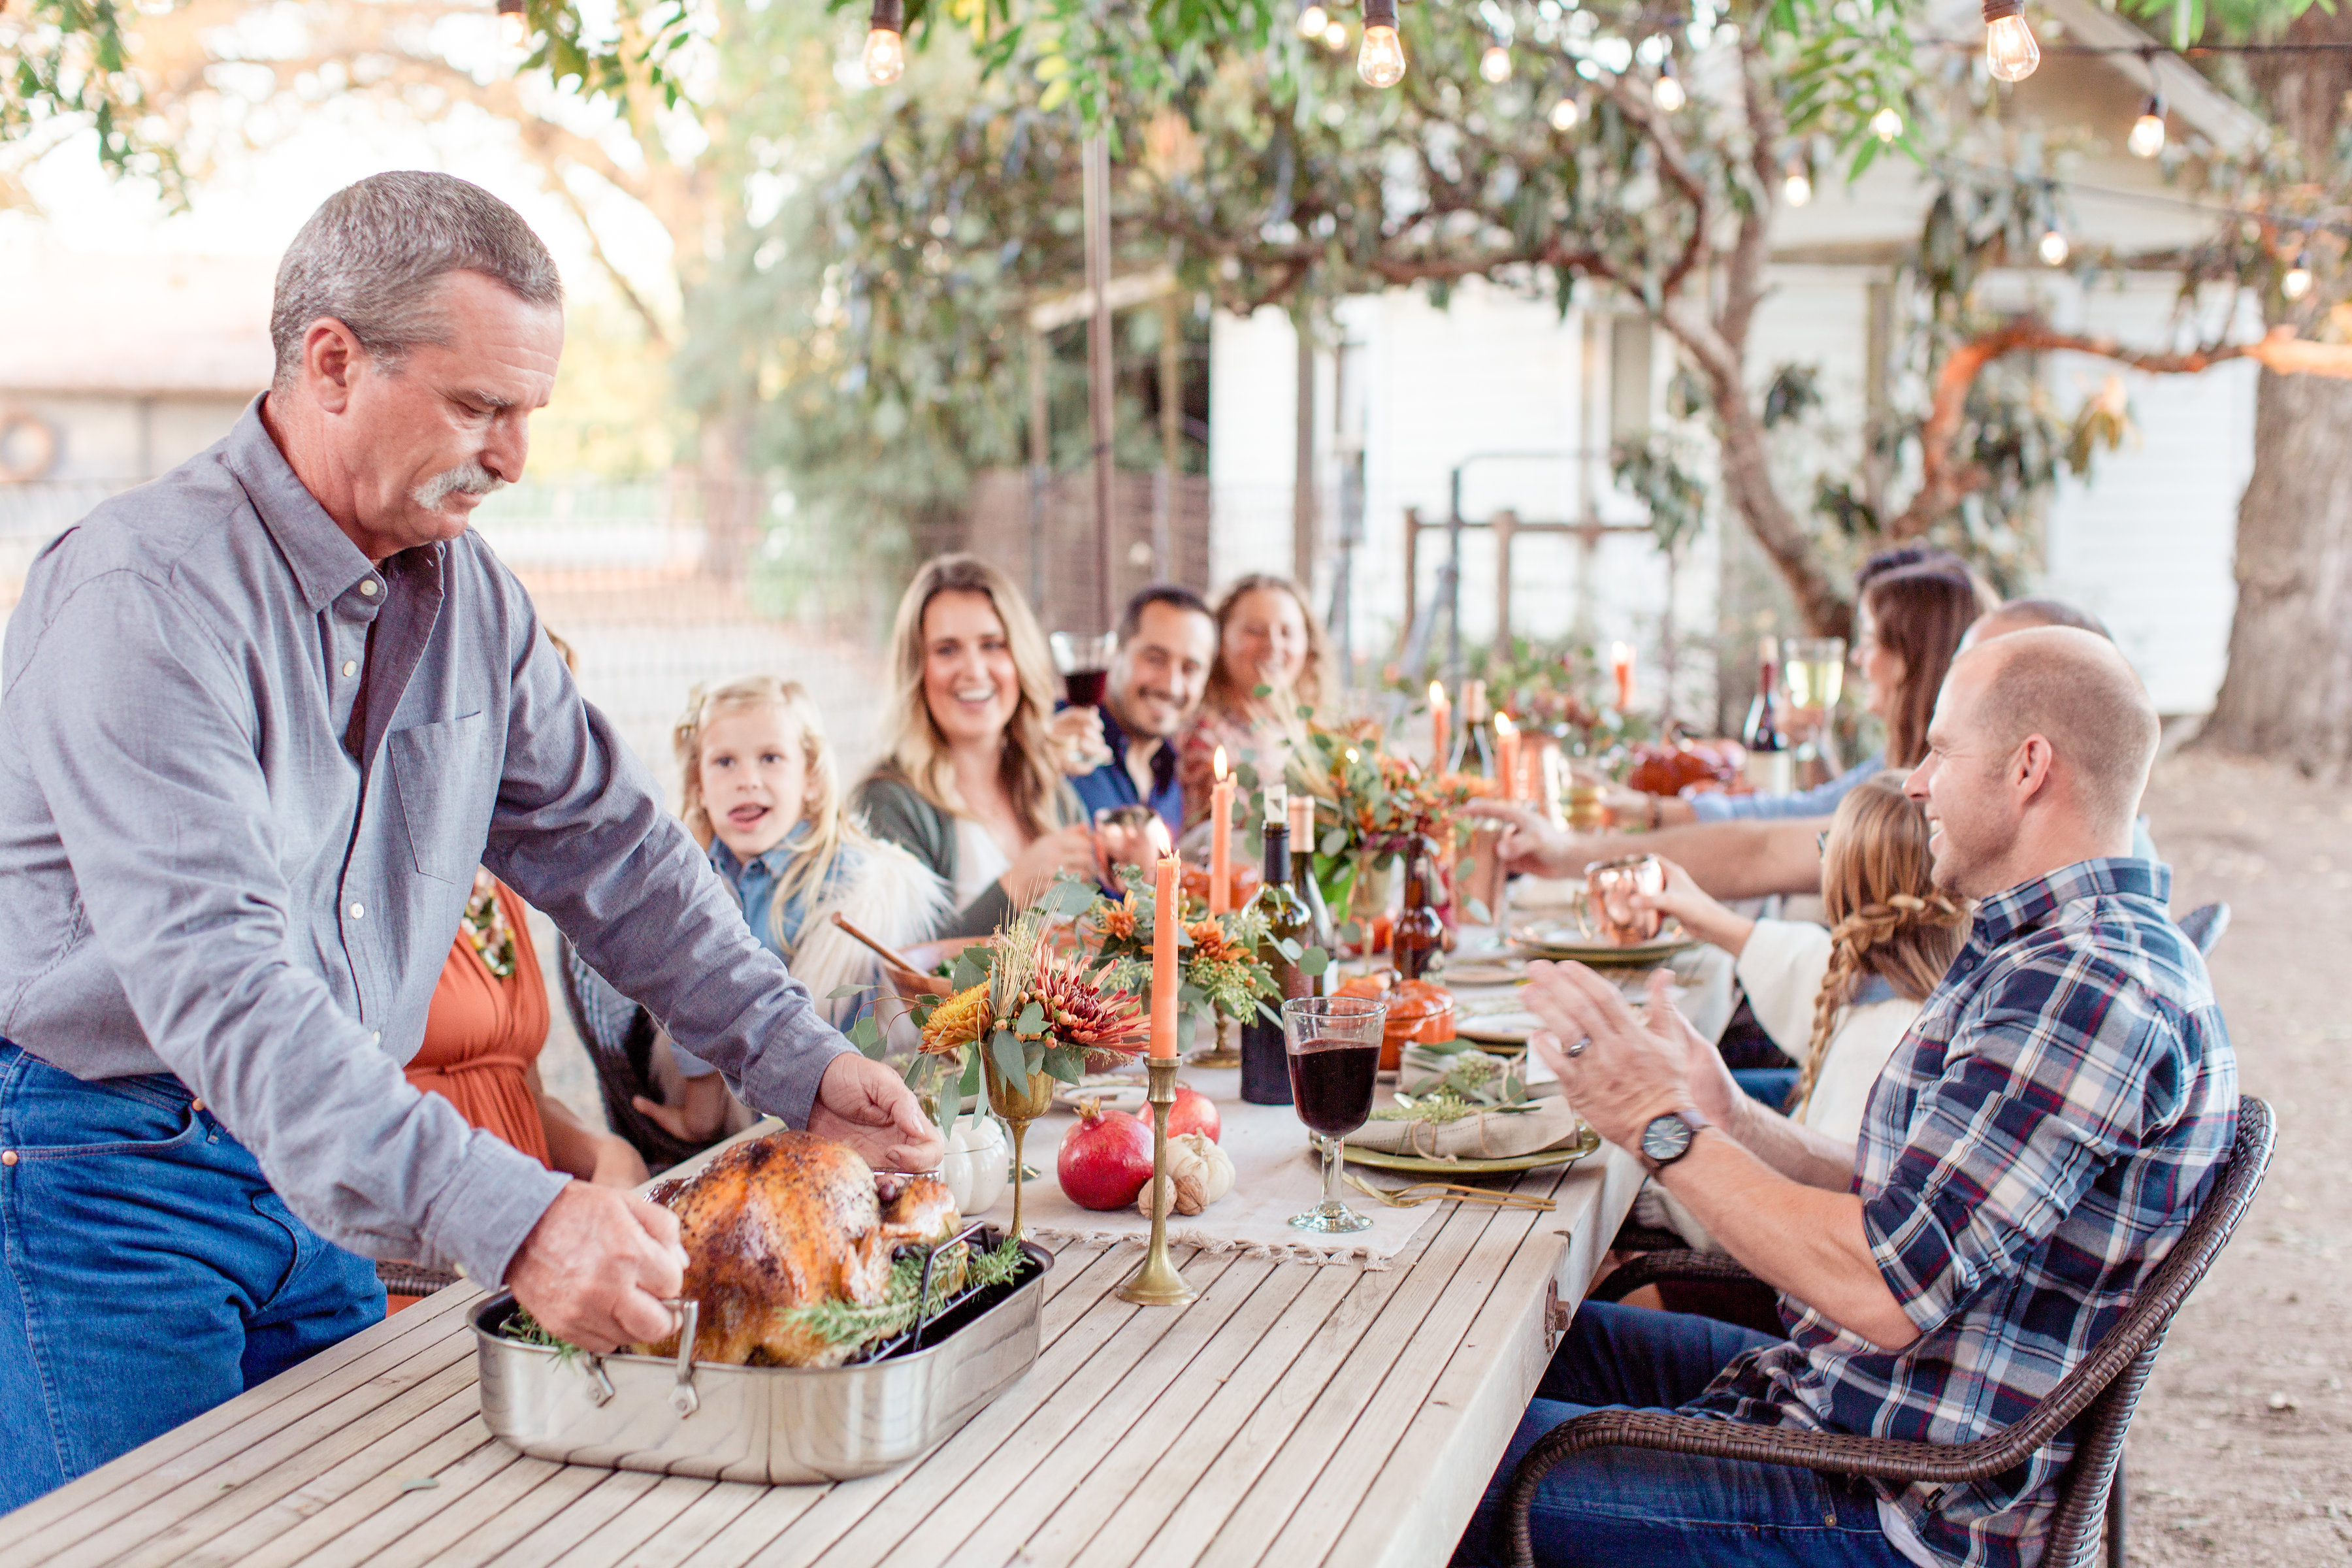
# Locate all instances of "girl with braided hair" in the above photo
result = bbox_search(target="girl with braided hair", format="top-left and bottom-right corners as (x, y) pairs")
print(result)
(1631, 775), (1969, 1250)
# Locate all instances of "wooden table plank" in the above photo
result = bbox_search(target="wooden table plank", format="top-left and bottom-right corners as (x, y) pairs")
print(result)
(1126, 1198), (1510, 1568)
(284, 1418), (533, 1568)
(733, 1249), (1242, 1568)
(93, 1356), (486, 1568)
(1021, 1263), (1361, 1568)
(0, 1127), (1642, 1568)
(1258, 1153), (1634, 1567)
(1, 1285), (485, 1561)
(201, 1394), (504, 1568)
(484, 1469), (668, 1568)
(844, 1254), (1274, 1567)
(602, 1483), (770, 1568)
(1330, 1149), (1639, 1568)
(932, 1258), (1285, 1568)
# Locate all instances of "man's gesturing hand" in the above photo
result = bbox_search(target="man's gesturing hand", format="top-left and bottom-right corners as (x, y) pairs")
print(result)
(1523, 962), (1695, 1150)
(809, 1051), (945, 1172)
(505, 1181), (686, 1353)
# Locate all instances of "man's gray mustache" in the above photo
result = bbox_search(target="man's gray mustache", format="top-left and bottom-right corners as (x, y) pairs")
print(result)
(411, 463), (506, 511)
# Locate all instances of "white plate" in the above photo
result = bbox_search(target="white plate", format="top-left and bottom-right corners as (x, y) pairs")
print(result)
(1050, 1073), (1148, 1114)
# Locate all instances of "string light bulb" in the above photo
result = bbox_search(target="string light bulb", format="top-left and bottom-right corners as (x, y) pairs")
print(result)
(1296, 3), (1330, 40)
(862, 0), (906, 85)
(1358, 0), (1405, 88)
(1480, 43), (1514, 83)
(1784, 162), (1813, 207)
(2283, 250), (2315, 301)
(2038, 228), (2070, 267)
(1549, 96), (1582, 131)
(1982, 0), (2040, 82)
(1870, 106), (1904, 142)
(496, 0), (527, 48)
(1652, 57), (1686, 112)
(1324, 20), (1348, 49)
(2128, 95), (2166, 158)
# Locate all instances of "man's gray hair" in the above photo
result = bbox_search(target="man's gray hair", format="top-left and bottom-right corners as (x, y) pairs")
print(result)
(270, 171), (563, 390)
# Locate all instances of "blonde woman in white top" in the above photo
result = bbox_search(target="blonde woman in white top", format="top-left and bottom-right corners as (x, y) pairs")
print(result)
(1630, 776), (1970, 1249)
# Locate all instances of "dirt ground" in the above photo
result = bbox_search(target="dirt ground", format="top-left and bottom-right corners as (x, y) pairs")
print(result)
(2127, 749), (2352, 1565)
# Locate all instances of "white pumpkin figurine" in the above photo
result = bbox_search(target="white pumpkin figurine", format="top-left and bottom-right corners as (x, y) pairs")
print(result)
(938, 1113), (1009, 1218)
(1136, 1132), (1235, 1218)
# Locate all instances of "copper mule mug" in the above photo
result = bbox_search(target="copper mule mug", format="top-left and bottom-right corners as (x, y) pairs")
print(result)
(1582, 855), (1666, 945)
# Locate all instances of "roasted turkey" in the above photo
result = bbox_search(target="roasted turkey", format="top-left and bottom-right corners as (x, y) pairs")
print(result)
(630, 1130), (961, 1369)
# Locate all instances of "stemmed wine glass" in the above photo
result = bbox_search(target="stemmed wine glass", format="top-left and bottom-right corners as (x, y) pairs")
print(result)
(1284, 995), (1386, 1234)
(1049, 630), (1118, 772)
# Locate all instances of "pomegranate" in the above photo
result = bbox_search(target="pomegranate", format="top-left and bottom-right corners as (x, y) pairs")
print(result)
(1137, 1081), (1222, 1145)
(1057, 1099), (1154, 1211)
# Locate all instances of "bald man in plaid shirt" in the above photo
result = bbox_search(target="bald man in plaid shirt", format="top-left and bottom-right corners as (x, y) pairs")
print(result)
(1455, 627), (2237, 1568)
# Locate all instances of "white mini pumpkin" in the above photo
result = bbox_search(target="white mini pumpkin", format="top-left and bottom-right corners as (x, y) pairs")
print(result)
(937, 1113), (1009, 1218)
(1135, 1132), (1235, 1218)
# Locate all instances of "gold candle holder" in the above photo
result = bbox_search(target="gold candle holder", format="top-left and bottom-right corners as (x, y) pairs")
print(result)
(1116, 1055), (1198, 1307)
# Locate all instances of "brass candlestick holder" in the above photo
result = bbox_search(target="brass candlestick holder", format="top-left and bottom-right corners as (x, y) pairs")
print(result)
(1188, 1010), (1242, 1069)
(1116, 1055), (1198, 1307)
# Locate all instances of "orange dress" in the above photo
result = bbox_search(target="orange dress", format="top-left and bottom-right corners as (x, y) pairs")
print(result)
(404, 879), (553, 1168)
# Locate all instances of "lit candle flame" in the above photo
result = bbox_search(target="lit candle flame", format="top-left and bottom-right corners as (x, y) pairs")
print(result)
(1345, 747), (1360, 764)
(1494, 711), (1516, 739)
(1212, 745), (1228, 781)
(1611, 640), (1633, 667)
(1147, 817), (1175, 858)
(1428, 679), (1445, 706)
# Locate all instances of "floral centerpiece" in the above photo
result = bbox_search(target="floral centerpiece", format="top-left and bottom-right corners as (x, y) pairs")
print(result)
(1266, 713), (1477, 940)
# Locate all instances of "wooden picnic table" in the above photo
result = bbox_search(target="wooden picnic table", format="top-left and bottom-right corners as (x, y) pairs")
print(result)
(0, 1126), (1641, 1568)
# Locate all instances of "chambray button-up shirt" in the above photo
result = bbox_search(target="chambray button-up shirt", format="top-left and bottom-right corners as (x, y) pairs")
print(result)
(0, 400), (853, 1284)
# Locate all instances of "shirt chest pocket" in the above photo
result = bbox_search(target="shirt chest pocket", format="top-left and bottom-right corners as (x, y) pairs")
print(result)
(388, 711), (495, 883)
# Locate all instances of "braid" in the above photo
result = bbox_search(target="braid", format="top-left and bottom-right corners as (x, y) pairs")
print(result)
(1788, 892), (1967, 1118)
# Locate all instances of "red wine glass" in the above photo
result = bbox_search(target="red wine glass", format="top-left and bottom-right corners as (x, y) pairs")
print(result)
(1283, 994), (1386, 1234)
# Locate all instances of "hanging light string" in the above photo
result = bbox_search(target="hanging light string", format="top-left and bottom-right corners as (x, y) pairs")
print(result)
(1931, 155), (2349, 249)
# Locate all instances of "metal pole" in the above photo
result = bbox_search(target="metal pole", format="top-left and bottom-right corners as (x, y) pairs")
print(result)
(1083, 134), (1116, 632)
(1028, 327), (1050, 611)
(1157, 293), (1181, 581)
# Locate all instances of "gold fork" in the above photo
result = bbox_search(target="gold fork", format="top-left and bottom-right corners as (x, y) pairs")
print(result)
(1345, 1173), (1556, 1212)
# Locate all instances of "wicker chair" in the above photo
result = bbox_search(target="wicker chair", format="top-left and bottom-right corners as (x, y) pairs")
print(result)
(1505, 1096), (2274, 1568)
(2178, 901), (2231, 957)
(553, 934), (719, 1173)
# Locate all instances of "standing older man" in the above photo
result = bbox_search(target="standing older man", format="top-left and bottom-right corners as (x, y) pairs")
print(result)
(1066, 584), (1218, 840)
(0, 172), (938, 1509)
(1452, 628), (2236, 1568)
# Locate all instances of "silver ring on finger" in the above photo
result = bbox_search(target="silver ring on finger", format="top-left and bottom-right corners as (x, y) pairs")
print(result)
(1565, 1036), (1590, 1058)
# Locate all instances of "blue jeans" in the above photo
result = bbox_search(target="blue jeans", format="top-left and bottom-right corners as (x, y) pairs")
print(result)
(0, 1042), (384, 1512)
(1451, 1301), (1910, 1568)
(1732, 1067), (1800, 1113)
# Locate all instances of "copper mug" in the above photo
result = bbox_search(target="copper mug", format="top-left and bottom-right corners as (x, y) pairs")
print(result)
(1582, 855), (1666, 945)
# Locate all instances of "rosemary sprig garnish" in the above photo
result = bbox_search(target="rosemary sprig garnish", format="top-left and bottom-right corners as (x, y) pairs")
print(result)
(782, 1235), (1027, 1347)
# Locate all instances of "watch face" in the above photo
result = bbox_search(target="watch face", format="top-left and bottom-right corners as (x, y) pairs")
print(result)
(1641, 1113), (1693, 1165)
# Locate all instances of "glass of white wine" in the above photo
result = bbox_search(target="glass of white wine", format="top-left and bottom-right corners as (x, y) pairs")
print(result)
(1782, 637), (1847, 774)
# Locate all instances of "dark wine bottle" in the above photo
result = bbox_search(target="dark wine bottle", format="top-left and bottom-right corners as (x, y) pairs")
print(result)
(1742, 636), (1792, 795)
(1288, 792), (1333, 998)
(1390, 835), (1445, 983)
(1451, 678), (1497, 779)
(1241, 792), (1312, 1106)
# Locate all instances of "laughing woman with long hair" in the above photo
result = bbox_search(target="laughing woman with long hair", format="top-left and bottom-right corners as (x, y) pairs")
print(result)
(851, 555), (1101, 940)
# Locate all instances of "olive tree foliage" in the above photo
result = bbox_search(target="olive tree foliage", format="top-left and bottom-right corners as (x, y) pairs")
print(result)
(742, 0), (2154, 636)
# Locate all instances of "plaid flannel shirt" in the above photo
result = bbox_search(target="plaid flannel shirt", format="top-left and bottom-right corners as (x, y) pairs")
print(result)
(1691, 858), (2237, 1568)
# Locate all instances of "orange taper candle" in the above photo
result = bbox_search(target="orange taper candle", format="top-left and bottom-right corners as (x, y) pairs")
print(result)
(1428, 679), (1450, 771)
(1151, 853), (1180, 1057)
(1209, 745), (1233, 915)
(1494, 712), (1520, 802)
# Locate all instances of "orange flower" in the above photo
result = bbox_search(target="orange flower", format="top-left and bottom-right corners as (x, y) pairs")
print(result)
(1098, 896), (1138, 942)
(1186, 919), (1238, 962)
(919, 983), (993, 1056)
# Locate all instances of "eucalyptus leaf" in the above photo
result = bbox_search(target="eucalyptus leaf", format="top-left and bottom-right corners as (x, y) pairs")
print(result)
(1300, 945), (1331, 977)
(1041, 1045), (1086, 1083)
(990, 1028), (1027, 1089)
(1015, 1000), (1047, 1037)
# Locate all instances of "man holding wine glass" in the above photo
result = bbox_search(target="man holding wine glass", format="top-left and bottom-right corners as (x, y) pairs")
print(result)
(1064, 585), (1218, 842)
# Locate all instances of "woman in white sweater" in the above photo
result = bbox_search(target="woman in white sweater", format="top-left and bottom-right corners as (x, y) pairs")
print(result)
(1633, 776), (1969, 1249)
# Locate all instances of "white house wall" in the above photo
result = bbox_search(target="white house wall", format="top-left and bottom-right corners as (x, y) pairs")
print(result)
(1210, 267), (2255, 716)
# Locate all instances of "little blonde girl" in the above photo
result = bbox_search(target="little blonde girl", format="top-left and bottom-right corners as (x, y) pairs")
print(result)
(627, 676), (944, 1142)
(1639, 776), (1968, 1248)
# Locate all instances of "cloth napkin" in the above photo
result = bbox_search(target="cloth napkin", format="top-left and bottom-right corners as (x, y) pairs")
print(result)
(1345, 1094), (1586, 1161)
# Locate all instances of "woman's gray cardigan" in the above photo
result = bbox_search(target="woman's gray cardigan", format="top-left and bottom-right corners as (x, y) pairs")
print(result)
(850, 768), (1082, 941)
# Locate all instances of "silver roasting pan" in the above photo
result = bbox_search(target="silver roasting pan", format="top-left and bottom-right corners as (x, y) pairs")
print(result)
(472, 1236), (1051, 1484)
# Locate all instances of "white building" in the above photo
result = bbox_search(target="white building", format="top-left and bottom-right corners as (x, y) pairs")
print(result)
(1209, 0), (2263, 715)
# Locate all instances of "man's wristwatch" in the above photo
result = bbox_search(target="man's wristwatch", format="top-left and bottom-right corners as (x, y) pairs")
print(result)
(1638, 1107), (1712, 1172)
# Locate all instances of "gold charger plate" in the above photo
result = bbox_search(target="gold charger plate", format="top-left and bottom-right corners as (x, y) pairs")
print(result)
(1511, 923), (1699, 966)
(1341, 1124), (1603, 1177)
